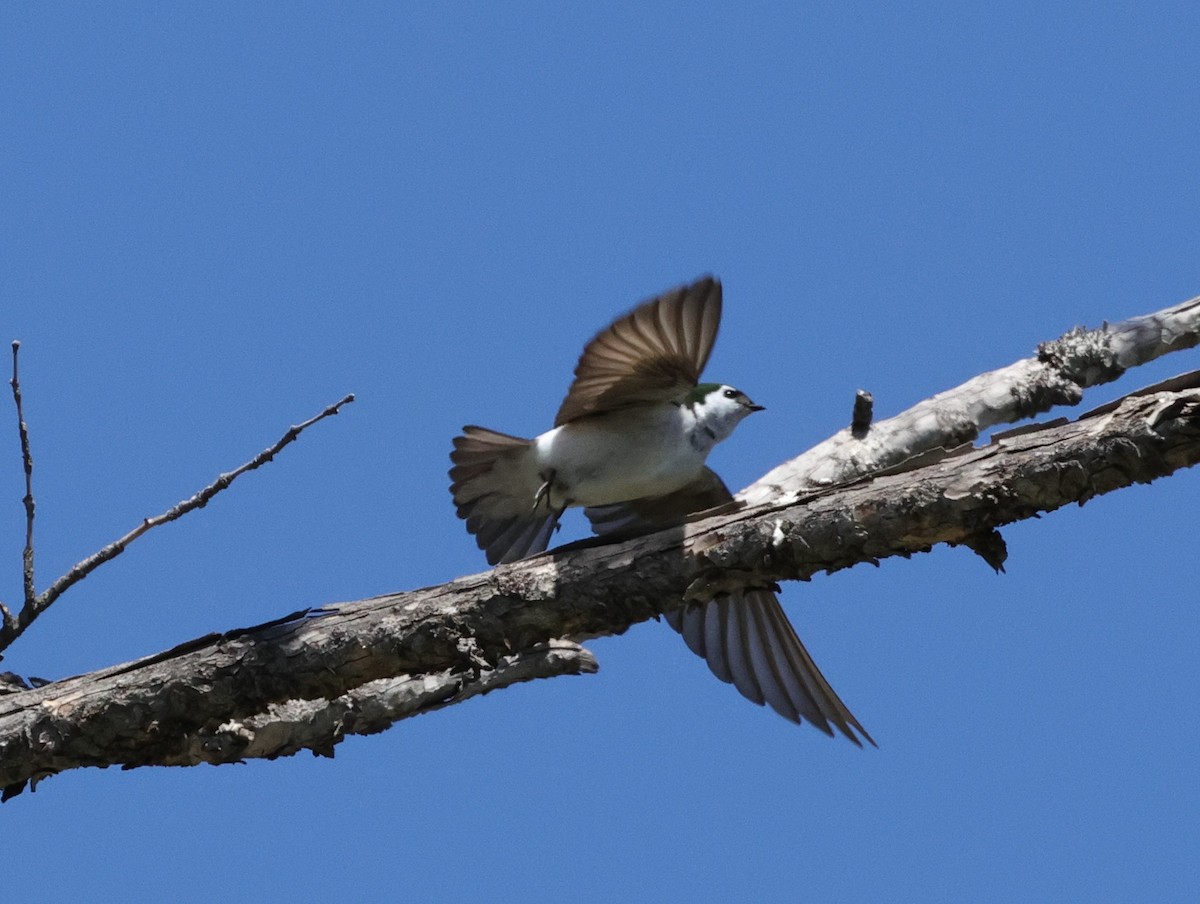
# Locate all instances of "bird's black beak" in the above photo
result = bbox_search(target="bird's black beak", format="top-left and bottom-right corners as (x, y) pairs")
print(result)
(747, 401), (766, 412)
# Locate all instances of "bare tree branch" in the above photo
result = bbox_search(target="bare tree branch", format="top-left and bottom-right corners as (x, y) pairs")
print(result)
(0, 293), (1196, 800)
(742, 294), (1200, 504)
(0, 384), (356, 655)
(0, 379), (1196, 794)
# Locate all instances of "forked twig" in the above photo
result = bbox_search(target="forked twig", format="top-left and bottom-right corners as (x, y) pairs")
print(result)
(0, 349), (354, 655)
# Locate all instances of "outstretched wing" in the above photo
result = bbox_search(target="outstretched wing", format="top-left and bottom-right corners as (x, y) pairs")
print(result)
(665, 589), (872, 745)
(554, 276), (722, 426)
(585, 468), (873, 745)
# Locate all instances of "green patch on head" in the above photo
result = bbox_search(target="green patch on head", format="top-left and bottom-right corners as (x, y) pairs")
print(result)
(685, 382), (723, 404)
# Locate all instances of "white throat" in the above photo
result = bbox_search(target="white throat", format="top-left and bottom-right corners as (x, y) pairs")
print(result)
(688, 388), (756, 451)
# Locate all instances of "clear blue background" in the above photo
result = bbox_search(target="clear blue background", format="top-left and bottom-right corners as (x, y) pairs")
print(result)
(3, 4), (1198, 902)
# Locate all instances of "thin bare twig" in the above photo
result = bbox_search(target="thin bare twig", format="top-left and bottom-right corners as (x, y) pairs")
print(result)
(0, 388), (355, 655)
(11, 343), (36, 610)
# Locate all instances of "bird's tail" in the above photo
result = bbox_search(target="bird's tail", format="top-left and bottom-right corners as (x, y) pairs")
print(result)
(449, 426), (560, 565)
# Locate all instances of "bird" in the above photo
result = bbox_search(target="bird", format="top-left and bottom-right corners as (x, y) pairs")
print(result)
(449, 276), (871, 744)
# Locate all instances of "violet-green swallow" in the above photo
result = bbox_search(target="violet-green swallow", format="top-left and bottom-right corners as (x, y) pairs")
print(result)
(450, 276), (871, 744)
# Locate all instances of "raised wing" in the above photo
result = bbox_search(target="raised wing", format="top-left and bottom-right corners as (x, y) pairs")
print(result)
(585, 468), (873, 744)
(554, 276), (722, 426)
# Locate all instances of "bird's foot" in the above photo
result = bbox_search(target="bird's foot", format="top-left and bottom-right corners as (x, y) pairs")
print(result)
(532, 470), (556, 513)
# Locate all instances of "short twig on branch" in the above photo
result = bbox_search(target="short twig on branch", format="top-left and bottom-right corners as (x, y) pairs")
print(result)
(851, 389), (874, 437)
(0, 361), (354, 656)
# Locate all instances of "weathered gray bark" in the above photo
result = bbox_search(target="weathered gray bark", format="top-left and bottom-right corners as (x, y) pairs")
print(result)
(742, 294), (1200, 503)
(1, 294), (1198, 800)
(1, 376), (1197, 795)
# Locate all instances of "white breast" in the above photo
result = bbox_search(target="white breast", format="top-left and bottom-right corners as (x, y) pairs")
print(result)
(532, 405), (707, 508)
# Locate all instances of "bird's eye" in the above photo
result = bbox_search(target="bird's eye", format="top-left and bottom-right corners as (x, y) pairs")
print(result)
(723, 389), (738, 399)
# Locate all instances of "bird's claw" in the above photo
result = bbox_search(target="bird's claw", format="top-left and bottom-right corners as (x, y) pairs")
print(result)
(532, 470), (556, 513)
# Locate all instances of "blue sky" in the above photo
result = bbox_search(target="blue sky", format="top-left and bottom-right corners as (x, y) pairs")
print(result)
(3, 4), (1198, 902)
